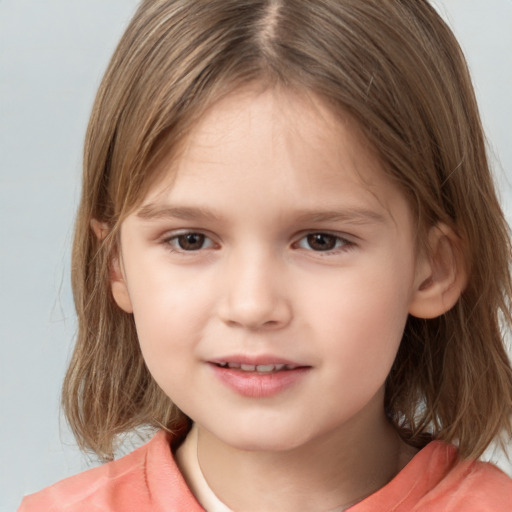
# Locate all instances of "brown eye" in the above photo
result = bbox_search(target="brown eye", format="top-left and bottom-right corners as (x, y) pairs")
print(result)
(176, 233), (207, 250)
(306, 233), (338, 251)
(296, 233), (351, 252)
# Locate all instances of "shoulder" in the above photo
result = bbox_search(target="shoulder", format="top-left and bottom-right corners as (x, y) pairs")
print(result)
(18, 430), (202, 512)
(354, 441), (512, 512)
(424, 449), (512, 511)
(407, 442), (512, 511)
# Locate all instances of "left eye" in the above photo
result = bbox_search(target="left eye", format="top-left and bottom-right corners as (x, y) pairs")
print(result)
(166, 232), (214, 251)
(296, 233), (349, 252)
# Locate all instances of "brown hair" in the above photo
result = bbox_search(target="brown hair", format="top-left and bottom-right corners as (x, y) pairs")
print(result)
(63, 0), (512, 461)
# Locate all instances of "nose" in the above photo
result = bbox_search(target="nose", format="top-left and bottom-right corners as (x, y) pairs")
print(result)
(218, 249), (293, 330)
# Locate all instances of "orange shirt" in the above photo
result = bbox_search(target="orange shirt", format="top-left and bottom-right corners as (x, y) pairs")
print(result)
(19, 430), (512, 511)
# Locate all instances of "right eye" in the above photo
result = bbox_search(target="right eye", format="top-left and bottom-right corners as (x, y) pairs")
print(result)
(164, 232), (214, 252)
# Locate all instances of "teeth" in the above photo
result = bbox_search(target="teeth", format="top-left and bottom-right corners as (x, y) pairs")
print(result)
(255, 364), (274, 373)
(219, 362), (295, 372)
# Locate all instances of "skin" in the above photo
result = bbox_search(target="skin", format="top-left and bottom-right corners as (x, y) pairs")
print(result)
(109, 87), (460, 511)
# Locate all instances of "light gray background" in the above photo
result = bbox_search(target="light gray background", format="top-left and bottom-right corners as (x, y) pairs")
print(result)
(1, 1), (511, 510)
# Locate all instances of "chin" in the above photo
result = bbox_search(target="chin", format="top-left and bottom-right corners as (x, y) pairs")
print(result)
(208, 420), (316, 453)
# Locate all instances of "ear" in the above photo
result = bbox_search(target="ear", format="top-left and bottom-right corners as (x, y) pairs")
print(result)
(90, 218), (109, 241)
(408, 223), (467, 319)
(90, 219), (133, 314)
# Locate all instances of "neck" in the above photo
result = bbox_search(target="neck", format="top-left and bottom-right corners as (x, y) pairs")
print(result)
(185, 403), (414, 512)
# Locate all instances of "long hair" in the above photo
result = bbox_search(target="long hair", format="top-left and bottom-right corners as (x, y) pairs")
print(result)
(63, 0), (512, 461)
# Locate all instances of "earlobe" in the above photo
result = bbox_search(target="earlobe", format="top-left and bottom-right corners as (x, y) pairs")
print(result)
(408, 224), (467, 319)
(90, 219), (133, 313)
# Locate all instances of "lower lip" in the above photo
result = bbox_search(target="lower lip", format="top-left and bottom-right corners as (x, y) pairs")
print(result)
(209, 364), (310, 398)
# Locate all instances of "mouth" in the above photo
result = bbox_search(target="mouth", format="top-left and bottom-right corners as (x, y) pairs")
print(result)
(214, 362), (302, 373)
(209, 359), (310, 397)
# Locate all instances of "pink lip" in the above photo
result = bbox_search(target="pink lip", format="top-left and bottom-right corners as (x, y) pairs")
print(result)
(208, 355), (311, 398)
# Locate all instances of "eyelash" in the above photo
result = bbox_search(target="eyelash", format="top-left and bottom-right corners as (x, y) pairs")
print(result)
(162, 230), (356, 255)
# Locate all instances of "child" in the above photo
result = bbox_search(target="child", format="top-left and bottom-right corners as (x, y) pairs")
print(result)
(19, 0), (512, 510)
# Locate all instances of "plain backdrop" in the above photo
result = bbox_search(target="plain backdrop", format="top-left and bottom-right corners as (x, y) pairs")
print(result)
(1, 1), (511, 510)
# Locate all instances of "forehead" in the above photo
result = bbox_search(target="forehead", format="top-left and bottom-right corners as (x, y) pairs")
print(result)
(137, 87), (408, 228)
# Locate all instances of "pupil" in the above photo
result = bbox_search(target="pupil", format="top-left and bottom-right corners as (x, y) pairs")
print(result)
(179, 233), (204, 250)
(308, 233), (336, 251)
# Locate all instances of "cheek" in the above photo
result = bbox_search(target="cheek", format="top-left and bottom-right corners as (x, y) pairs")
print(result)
(128, 257), (215, 335)
(324, 293), (407, 365)
(132, 292), (203, 405)
(124, 261), (216, 386)
(309, 259), (414, 378)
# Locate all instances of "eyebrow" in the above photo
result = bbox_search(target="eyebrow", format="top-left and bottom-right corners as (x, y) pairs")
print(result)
(136, 203), (386, 225)
(293, 208), (387, 225)
(136, 204), (222, 221)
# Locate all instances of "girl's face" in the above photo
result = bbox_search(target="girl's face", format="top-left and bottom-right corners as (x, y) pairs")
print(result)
(113, 88), (426, 452)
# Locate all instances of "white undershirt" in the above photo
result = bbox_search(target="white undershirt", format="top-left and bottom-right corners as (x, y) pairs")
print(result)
(177, 424), (234, 512)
